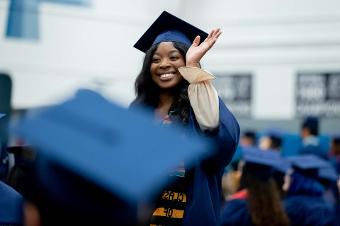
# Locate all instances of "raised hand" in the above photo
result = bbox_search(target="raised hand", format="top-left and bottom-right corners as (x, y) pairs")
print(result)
(185, 28), (222, 67)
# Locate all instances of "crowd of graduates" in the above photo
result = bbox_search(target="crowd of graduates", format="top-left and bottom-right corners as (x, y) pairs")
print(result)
(221, 116), (340, 226)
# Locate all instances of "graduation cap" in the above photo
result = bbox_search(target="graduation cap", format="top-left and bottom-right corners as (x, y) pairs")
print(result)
(14, 89), (213, 205)
(134, 11), (208, 52)
(285, 154), (329, 178)
(318, 166), (338, 182)
(242, 147), (284, 180)
(0, 113), (5, 119)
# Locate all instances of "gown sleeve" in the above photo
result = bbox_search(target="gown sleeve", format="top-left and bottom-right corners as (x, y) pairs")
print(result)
(179, 66), (240, 172)
(178, 66), (219, 131)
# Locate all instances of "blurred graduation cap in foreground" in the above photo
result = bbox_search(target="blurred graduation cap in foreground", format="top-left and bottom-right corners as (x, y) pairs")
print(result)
(134, 10), (208, 53)
(0, 113), (5, 119)
(14, 89), (214, 224)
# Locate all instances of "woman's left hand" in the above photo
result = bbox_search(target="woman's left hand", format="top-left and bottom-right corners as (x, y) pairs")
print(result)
(186, 28), (222, 67)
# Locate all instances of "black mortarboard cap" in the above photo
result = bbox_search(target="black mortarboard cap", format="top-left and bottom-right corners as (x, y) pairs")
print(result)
(134, 11), (208, 53)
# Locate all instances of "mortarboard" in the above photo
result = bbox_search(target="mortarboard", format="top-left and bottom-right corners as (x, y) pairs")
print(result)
(14, 89), (213, 204)
(318, 166), (338, 182)
(285, 154), (329, 178)
(134, 11), (208, 53)
(242, 147), (284, 180)
(0, 113), (5, 119)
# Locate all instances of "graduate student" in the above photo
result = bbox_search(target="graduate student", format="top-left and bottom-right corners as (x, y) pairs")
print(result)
(299, 116), (327, 159)
(0, 113), (23, 226)
(220, 148), (290, 226)
(131, 11), (240, 226)
(283, 154), (335, 226)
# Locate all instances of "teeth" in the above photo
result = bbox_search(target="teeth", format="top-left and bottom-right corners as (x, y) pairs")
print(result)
(160, 73), (175, 80)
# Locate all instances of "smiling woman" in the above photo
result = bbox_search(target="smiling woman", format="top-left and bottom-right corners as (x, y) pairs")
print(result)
(130, 11), (240, 226)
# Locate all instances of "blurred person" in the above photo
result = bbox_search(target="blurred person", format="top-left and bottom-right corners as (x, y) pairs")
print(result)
(240, 130), (257, 148)
(299, 116), (328, 159)
(283, 154), (335, 226)
(0, 113), (23, 226)
(131, 11), (240, 226)
(220, 148), (290, 226)
(318, 165), (339, 207)
(259, 129), (283, 152)
(221, 130), (256, 199)
(329, 135), (340, 174)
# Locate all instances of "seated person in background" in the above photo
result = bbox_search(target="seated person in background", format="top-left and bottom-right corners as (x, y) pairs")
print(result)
(0, 113), (23, 226)
(220, 148), (290, 226)
(329, 134), (340, 174)
(283, 154), (335, 226)
(221, 130), (257, 199)
(259, 129), (283, 152)
(299, 116), (328, 159)
(318, 165), (339, 207)
(240, 130), (257, 148)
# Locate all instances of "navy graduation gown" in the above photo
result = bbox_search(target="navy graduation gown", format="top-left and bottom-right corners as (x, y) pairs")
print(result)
(182, 98), (240, 226)
(284, 195), (334, 226)
(220, 199), (252, 226)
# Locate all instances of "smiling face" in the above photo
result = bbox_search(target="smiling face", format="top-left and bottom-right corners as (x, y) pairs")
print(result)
(150, 42), (186, 89)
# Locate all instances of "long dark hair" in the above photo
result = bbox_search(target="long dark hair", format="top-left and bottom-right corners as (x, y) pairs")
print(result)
(240, 167), (290, 226)
(131, 42), (191, 125)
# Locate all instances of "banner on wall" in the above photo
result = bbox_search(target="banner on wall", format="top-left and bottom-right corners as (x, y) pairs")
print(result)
(296, 72), (340, 117)
(213, 74), (252, 118)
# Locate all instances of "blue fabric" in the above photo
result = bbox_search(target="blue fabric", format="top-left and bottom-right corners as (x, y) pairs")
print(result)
(0, 181), (23, 225)
(285, 171), (335, 226)
(284, 195), (334, 226)
(182, 97), (240, 226)
(287, 172), (324, 197)
(153, 30), (192, 46)
(299, 144), (328, 160)
(334, 203), (340, 226)
(220, 199), (252, 226)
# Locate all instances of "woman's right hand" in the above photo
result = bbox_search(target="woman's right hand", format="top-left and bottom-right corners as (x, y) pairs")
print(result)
(185, 28), (222, 68)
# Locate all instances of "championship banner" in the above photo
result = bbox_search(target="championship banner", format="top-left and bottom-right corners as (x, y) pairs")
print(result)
(296, 72), (340, 117)
(213, 74), (252, 118)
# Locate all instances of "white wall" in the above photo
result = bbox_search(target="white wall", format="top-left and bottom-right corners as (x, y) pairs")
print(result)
(1, 0), (340, 119)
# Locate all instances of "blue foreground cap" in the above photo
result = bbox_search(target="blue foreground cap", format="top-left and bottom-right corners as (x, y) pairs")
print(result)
(134, 11), (208, 52)
(0, 113), (5, 119)
(14, 89), (213, 204)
